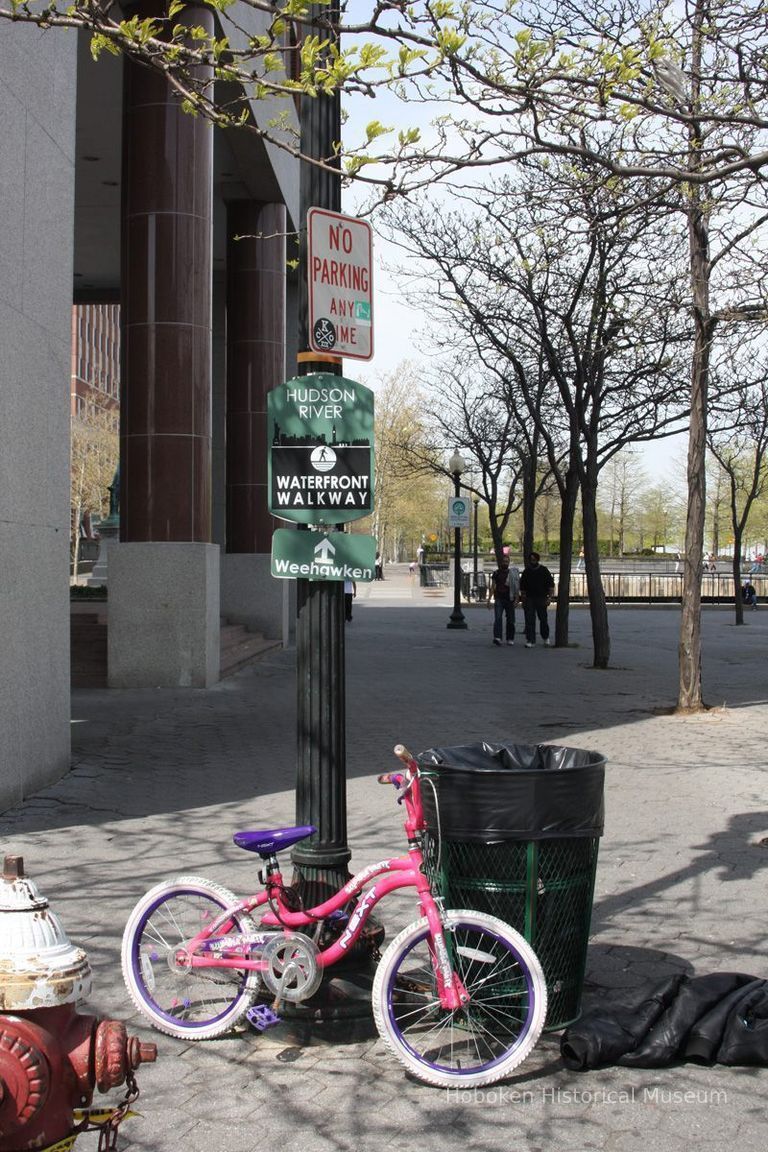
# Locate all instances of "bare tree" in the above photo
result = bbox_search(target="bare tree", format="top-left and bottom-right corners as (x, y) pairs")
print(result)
(71, 412), (119, 578)
(707, 345), (768, 625)
(369, 364), (445, 563)
(381, 159), (690, 666)
(398, 361), (545, 565)
(599, 450), (647, 557)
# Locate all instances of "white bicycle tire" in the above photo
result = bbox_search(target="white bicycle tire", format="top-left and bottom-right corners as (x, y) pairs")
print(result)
(121, 874), (261, 1041)
(372, 908), (547, 1088)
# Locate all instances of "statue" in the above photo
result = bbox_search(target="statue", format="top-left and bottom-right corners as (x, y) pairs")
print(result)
(88, 464), (119, 587)
(107, 465), (120, 519)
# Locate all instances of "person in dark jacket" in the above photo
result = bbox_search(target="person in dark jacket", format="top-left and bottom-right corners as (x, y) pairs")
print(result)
(487, 553), (520, 646)
(519, 552), (555, 647)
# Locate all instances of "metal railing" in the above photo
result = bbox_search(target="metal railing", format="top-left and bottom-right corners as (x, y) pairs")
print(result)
(422, 562), (767, 605)
(563, 571), (767, 605)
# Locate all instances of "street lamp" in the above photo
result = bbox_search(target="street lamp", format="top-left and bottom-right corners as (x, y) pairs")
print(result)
(473, 494), (480, 597)
(447, 450), (468, 630)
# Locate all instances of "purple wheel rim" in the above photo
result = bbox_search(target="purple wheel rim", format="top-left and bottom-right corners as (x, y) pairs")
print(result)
(386, 920), (536, 1076)
(130, 887), (249, 1030)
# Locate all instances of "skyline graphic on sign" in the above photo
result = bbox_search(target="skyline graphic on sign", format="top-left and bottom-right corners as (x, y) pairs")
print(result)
(271, 423), (370, 449)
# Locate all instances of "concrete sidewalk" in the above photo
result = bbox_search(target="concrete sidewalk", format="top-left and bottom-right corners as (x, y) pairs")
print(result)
(2, 566), (767, 1151)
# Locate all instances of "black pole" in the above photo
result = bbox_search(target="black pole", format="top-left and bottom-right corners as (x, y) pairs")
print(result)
(291, 2), (351, 903)
(447, 471), (467, 629)
(473, 497), (479, 595)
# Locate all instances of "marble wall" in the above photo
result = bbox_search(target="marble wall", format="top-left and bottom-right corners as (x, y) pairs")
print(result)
(0, 25), (78, 810)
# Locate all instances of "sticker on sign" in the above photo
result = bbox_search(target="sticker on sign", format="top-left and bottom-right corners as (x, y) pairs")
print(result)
(308, 208), (374, 361)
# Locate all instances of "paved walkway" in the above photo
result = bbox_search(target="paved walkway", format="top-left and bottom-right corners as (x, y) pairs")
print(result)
(2, 566), (767, 1151)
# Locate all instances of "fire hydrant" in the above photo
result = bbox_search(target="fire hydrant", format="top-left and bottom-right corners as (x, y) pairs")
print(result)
(0, 854), (157, 1151)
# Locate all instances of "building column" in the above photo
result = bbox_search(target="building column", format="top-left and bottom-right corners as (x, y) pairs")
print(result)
(120, 3), (214, 541)
(110, 3), (219, 687)
(220, 202), (288, 640)
(225, 201), (286, 552)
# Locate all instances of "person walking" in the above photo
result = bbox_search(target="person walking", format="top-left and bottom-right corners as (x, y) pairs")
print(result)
(520, 552), (555, 647)
(488, 553), (520, 646)
(344, 578), (357, 622)
(742, 581), (758, 609)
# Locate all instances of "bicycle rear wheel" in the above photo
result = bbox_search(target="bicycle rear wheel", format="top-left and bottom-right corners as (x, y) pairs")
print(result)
(372, 909), (547, 1088)
(121, 875), (261, 1040)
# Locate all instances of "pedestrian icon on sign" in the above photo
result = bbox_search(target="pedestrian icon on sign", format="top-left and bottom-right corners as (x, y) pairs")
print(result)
(313, 318), (336, 350)
(311, 445), (337, 473)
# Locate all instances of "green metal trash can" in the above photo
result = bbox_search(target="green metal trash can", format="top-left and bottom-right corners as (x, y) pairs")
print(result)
(419, 741), (605, 1030)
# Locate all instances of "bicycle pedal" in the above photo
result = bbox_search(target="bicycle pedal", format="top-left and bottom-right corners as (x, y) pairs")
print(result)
(246, 1004), (282, 1032)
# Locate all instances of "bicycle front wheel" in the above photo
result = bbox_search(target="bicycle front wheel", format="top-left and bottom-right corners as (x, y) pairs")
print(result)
(121, 875), (261, 1041)
(372, 909), (547, 1088)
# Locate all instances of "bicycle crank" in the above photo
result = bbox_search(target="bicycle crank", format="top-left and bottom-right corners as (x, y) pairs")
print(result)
(261, 932), (322, 1002)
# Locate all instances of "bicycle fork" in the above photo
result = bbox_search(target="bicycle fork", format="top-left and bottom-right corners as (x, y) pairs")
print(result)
(425, 905), (469, 1011)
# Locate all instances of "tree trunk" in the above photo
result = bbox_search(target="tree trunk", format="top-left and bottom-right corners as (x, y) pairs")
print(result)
(678, 200), (710, 710)
(711, 470), (722, 558)
(609, 489), (616, 557)
(678, 1), (709, 713)
(554, 467), (579, 647)
(521, 460), (537, 560)
(72, 507), (82, 580)
(582, 473), (610, 669)
(542, 498), (551, 554)
(733, 529), (744, 625)
(489, 512), (505, 564)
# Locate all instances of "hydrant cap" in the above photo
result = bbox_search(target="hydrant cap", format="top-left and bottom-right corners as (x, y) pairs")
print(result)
(0, 855), (92, 1010)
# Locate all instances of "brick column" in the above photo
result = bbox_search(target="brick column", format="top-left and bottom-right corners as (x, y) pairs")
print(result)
(225, 201), (286, 553)
(120, 2), (214, 541)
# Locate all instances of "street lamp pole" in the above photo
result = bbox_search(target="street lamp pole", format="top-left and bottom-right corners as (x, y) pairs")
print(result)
(291, 1), (350, 906)
(473, 494), (479, 595)
(447, 450), (467, 630)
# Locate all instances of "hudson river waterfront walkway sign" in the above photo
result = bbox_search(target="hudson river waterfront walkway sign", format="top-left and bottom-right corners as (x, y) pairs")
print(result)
(267, 373), (374, 526)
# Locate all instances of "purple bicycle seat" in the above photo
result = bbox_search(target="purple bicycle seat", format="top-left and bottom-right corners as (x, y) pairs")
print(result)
(233, 826), (316, 857)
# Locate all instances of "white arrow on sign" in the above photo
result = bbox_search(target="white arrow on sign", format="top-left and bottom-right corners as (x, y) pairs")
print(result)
(314, 537), (337, 565)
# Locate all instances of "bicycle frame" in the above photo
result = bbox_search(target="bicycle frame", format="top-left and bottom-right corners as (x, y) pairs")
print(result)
(181, 749), (466, 1011)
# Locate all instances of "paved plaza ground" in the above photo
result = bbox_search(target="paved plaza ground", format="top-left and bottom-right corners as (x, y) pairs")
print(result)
(2, 566), (767, 1151)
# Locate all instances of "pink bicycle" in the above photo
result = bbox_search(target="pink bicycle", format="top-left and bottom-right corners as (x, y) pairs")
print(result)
(121, 745), (547, 1088)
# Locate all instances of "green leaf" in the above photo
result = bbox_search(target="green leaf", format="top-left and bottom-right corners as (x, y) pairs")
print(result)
(397, 127), (421, 146)
(90, 33), (121, 60)
(365, 120), (392, 143)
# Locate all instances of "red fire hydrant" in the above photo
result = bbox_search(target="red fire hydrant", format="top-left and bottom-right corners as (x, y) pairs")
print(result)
(0, 854), (157, 1151)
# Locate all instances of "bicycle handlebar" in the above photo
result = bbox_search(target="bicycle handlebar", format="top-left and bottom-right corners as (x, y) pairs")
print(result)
(393, 744), (417, 768)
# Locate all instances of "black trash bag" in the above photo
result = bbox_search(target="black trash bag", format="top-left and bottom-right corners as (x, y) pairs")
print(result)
(418, 740), (605, 841)
(561, 973), (768, 1069)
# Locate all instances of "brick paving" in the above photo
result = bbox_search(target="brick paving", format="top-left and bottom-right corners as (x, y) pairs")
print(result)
(2, 566), (767, 1151)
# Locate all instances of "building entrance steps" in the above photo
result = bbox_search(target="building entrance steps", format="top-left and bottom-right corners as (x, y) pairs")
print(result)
(70, 602), (281, 687)
(219, 620), (282, 679)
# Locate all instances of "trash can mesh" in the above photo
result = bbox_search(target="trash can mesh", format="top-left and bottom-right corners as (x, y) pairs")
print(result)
(424, 834), (600, 1030)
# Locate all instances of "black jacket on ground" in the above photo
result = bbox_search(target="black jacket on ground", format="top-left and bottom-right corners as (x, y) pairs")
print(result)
(561, 973), (768, 1069)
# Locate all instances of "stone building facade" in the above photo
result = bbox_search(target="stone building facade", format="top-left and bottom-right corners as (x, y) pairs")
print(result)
(0, 14), (299, 810)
